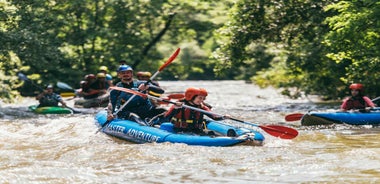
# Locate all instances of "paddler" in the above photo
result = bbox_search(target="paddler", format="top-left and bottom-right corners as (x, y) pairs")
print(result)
(340, 83), (376, 112)
(160, 87), (230, 135)
(106, 65), (166, 123)
(36, 84), (67, 108)
(80, 73), (108, 100)
(98, 65), (113, 88)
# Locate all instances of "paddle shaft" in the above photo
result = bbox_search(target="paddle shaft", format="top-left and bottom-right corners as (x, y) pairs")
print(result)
(145, 48), (180, 85)
(18, 73), (44, 91)
(66, 106), (81, 114)
(158, 93), (185, 105)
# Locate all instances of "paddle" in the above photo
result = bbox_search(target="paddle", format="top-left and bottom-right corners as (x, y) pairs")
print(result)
(285, 97), (380, 122)
(112, 87), (299, 139)
(56, 81), (78, 98)
(158, 93), (185, 105)
(17, 72), (44, 91)
(285, 113), (305, 121)
(98, 48), (181, 131)
(64, 105), (82, 114)
(166, 93), (185, 99)
(372, 96), (380, 106)
(56, 81), (75, 92)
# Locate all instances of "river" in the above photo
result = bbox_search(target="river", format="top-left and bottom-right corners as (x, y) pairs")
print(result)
(1, 80), (380, 183)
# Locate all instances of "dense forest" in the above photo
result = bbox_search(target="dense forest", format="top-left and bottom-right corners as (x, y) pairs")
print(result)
(0, 0), (379, 102)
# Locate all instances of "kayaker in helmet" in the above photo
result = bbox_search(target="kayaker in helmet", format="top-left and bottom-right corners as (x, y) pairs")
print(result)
(106, 65), (165, 124)
(162, 87), (230, 135)
(82, 73), (107, 99)
(340, 83), (375, 112)
(98, 65), (113, 88)
(136, 71), (152, 81)
(36, 84), (67, 108)
(77, 74), (96, 97)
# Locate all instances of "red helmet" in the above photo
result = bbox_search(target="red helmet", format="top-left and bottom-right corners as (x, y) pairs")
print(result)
(349, 83), (363, 91)
(85, 74), (96, 80)
(136, 71), (145, 77)
(185, 87), (208, 101)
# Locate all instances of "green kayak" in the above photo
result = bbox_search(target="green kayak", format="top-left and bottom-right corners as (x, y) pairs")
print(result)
(29, 105), (73, 114)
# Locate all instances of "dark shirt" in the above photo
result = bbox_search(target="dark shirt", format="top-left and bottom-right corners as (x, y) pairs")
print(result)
(84, 79), (107, 99)
(109, 80), (164, 119)
(38, 93), (63, 107)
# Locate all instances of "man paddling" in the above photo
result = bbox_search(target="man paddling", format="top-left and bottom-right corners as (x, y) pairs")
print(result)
(106, 65), (165, 123)
(36, 84), (68, 108)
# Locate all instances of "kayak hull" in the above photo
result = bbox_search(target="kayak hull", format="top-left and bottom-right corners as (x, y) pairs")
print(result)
(95, 110), (265, 147)
(29, 105), (73, 114)
(301, 111), (380, 126)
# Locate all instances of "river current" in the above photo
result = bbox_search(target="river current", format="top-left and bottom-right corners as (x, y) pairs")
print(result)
(1, 80), (380, 183)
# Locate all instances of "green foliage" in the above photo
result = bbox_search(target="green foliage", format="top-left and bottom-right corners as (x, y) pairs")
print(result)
(1, 0), (230, 101)
(214, 0), (379, 99)
(1, 0), (379, 102)
(0, 52), (24, 103)
(323, 0), (380, 97)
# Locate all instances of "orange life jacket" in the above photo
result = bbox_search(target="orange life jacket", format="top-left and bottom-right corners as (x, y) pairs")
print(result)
(169, 102), (211, 130)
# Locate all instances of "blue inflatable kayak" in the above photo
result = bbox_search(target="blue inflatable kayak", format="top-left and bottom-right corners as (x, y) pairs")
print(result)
(95, 110), (265, 146)
(301, 111), (380, 126)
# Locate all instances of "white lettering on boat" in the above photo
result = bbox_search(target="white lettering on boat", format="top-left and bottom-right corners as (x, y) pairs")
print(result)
(126, 129), (160, 143)
(105, 124), (161, 143)
(107, 124), (126, 133)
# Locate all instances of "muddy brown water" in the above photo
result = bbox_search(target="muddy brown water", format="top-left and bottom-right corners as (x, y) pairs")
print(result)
(1, 81), (380, 183)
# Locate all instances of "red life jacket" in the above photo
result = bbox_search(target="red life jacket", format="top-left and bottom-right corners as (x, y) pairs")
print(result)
(345, 97), (366, 110)
(171, 102), (210, 130)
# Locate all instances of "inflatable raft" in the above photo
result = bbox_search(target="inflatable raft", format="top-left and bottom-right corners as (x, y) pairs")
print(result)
(74, 93), (109, 108)
(95, 110), (265, 146)
(29, 105), (73, 114)
(301, 111), (380, 126)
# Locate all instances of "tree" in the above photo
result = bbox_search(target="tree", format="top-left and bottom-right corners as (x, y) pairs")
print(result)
(214, 0), (380, 99)
(323, 0), (380, 97)
(0, 0), (233, 101)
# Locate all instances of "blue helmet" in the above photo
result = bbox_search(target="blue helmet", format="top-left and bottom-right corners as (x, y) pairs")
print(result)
(117, 65), (133, 72)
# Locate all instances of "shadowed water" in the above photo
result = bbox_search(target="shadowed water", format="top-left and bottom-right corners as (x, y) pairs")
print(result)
(1, 81), (380, 183)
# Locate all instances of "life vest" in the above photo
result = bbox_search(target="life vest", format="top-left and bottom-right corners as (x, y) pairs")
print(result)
(345, 96), (366, 110)
(110, 81), (154, 119)
(83, 80), (107, 99)
(89, 79), (106, 91)
(171, 102), (209, 130)
(112, 81), (139, 111)
(39, 94), (60, 107)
